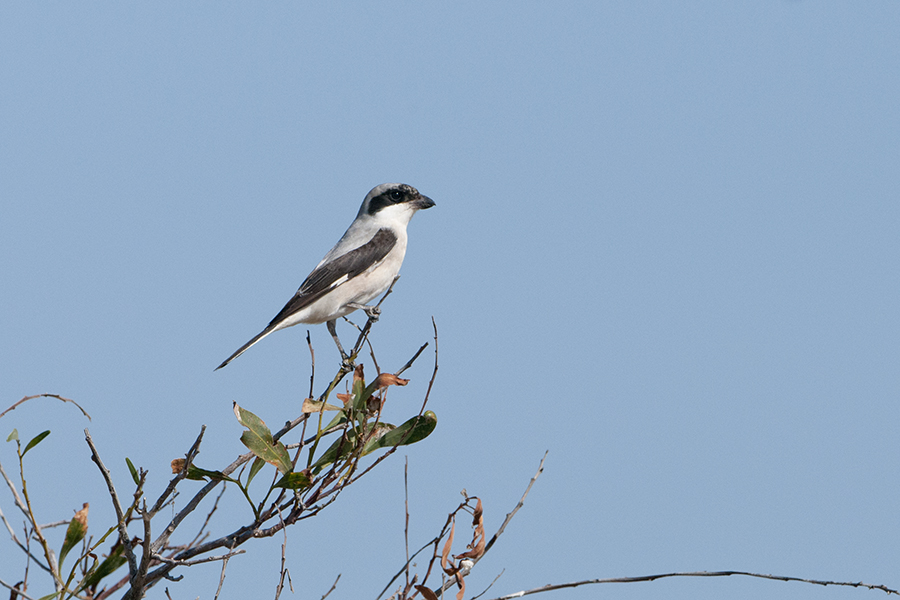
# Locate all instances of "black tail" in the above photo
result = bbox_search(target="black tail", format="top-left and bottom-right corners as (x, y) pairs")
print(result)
(215, 326), (276, 370)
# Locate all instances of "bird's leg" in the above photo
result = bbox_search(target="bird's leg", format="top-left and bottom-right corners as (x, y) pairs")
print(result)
(326, 319), (353, 368)
(347, 302), (381, 322)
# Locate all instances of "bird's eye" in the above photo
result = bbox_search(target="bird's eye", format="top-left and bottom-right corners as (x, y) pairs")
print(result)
(389, 190), (403, 202)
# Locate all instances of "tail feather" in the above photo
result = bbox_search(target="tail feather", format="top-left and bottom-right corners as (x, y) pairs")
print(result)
(215, 326), (278, 370)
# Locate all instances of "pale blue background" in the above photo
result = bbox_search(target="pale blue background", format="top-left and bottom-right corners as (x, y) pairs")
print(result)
(2, 3), (899, 599)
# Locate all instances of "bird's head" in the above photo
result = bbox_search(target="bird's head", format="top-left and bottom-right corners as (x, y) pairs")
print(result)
(359, 183), (435, 225)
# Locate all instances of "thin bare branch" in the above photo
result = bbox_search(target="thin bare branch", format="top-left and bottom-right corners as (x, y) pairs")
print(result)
(396, 343), (429, 377)
(307, 330), (316, 401)
(404, 458), (411, 593)
(484, 452), (546, 556)
(0, 394), (91, 421)
(483, 571), (900, 599)
(320, 574), (341, 600)
(84, 429), (138, 586)
(212, 551), (233, 600)
(419, 318), (439, 414)
(0, 498), (51, 574)
(0, 577), (36, 600)
(147, 426), (206, 518)
(0, 458), (28, 515)
(470, 569), (505, 600)
(273, 508), (291, 600)
(149, 549), (245, 568)
(184, 484), (227, 549)
(376, 537), (441, 600)
(433, 453), (546, 598)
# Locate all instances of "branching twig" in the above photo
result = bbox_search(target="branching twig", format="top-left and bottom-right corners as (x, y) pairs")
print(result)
(482, 571), (900, 599)
(0, 394), (91, 421)
(148, 426), (206, 518)
(0, 577), (36, 600)
(149, 549), (245, 568)
(85, 429), (138, 587)
(404, 458), (411, 593)
(484, 452), (546, 556)
(320, 574), (341, 600)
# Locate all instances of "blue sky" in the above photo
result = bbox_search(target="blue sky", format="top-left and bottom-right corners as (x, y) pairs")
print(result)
(2, 3), (899, 599)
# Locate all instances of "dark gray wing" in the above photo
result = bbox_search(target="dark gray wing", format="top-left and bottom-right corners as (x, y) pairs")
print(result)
(265, 227), (398, 328)
(215, 227), (397, 370)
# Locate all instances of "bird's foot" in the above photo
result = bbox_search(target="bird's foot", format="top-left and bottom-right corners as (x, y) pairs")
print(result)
(349, 303), (381, 322)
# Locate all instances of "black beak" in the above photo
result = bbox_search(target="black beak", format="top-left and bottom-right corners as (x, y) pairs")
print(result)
(416, 195), (435, 210)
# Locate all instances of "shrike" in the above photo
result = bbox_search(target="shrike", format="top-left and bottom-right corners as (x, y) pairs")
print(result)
(216, 183), (435, 370)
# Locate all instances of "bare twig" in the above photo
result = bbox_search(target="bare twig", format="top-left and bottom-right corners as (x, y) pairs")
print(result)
(212, 551), (234, 600)
(0, 457), (29, 515)
(396, 343), (429, 377)
(376, 537), (441, 600)
(320, 574), (341, 600)
(482, 571), (900, 599)
(85, 429), (138, 586)
(184, 484), (226, 549)
(135, 500), (152, 592)
(147, 426), (206, 518)
(484, 452), (546, 556)
(274, 508), (291, 600)
(0, 578), (36, 600)
(348, 276), (401, 360)
(149, 549), (245, 568)
(431, 453), (546, 598)
(0, 394), (91, 421)
(0, 496), (51, 573)
(470, 569), (505, 600)
(419, 318), (439, 414)
(404, 458), (411, 593)
(307, 331), (316, 401)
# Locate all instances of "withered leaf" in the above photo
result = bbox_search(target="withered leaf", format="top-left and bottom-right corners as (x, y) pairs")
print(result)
(414, 585), (439, 600)
(455, 497), (485, 560)
(441, 520), (456, 574)
(59, 503), (89, 568)
(372, 373), (409, 388)
(301, 398), (342, 413)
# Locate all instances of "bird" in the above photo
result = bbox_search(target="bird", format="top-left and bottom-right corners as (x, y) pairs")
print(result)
(216, 183), (435, 370)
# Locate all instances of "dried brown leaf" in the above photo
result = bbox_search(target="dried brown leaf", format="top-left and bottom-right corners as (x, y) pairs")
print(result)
(301, 398), (342, 413)
(73, 503), (89, 527)
(455, 573), (466, 600)
(170, 458), (185, 474)
(414, 585), (439, 600)
(373, 373), (410, 388)
(336, 393), (352, 405)
(441, 520), (456, 574)
(455, 498), (485, 560)
(353, 363), (365, 385)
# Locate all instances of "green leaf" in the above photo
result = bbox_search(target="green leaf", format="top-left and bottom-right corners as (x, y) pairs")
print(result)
(7, 429), (18, 442)
(23, 430), (50, 456)
(186, 465), (234, 482)
(351, 372), (370, 411)
(78, 544), (127, 591)
(362, 412), (438, 455)
(310, 429), (361, 474)
(125, 457), (139, 486)
(273, 471), (312, 490)
(246, 457), (265, 486)
(240, 431), (292, 474)
(234, 403), (292, 474)
(59, 503), (89, 568)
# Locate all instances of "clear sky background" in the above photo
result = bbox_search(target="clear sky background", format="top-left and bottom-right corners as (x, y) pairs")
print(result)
(2, 3), (899, 600)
